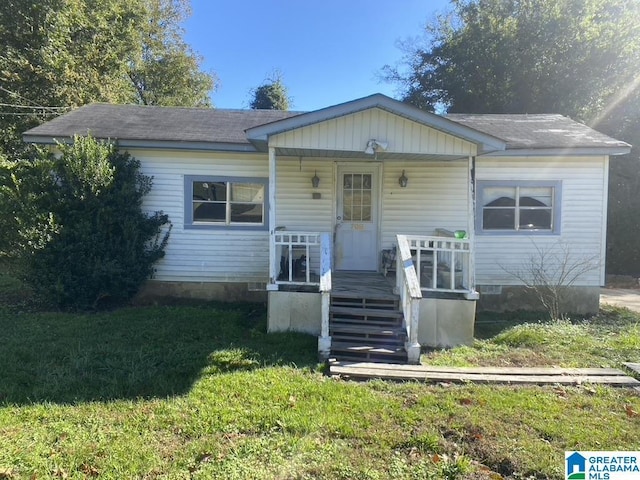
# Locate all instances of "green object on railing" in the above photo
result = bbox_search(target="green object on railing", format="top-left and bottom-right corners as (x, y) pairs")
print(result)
(454, 230), (467, 239)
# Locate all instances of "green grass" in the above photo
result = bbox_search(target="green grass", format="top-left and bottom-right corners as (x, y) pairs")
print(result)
(0, 289), (639, 478)
(424, 305), (640, 368)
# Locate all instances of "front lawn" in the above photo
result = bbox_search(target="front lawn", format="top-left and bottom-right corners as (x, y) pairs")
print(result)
(0, 301), (639, 479)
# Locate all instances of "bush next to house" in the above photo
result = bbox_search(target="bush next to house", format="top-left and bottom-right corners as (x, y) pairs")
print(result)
(0, 135), (170, 309)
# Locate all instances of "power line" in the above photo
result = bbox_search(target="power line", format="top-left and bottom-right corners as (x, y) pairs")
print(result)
(0, 111), (64, 116)
(0, 86), (70, 113)
(0, 102), (69, 110)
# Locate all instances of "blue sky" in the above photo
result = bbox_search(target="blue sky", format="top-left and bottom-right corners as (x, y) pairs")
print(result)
(183, 1), (450, 111)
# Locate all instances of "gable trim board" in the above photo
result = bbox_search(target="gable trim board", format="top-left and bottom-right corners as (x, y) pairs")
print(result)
(22, 94), (631, 314)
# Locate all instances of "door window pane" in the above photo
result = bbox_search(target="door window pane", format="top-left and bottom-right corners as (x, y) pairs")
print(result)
(342, 173), (373, 222)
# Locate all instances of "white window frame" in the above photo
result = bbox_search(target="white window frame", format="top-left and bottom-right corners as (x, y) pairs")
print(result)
(184, 175), (268, 230)
(476, 180), (561, 235)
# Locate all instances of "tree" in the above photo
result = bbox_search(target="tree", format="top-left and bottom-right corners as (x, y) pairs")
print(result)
(127, 0), (215, 107)
(249, 73), (291, 110)
(0, 136), (171, 309)
(387, 0), (640, 118)
(386, 0), (640, 275)
(0, 0), (215, 156)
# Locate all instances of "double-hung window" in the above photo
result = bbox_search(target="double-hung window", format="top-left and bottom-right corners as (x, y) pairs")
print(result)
(477, 180), (561, 234)
(185, 176), (268, 229)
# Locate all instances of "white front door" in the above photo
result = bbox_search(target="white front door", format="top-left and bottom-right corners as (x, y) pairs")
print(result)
(335, 166), (379, 271)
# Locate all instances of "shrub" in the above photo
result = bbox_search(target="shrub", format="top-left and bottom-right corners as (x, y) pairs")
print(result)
(0, 135), (170, 309)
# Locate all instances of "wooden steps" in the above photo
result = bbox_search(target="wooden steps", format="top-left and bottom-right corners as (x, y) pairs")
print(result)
(328, 361), (640, 387)
(329, 278), (408, 363)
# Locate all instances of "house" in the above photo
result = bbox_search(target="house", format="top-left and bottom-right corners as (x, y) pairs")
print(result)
(23, 94), (630, 363)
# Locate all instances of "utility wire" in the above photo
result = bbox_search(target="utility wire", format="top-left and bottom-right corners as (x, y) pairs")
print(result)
(0, 102), (69, 110)
(0, 111), (64, 116)
(0, 86), (70, 113)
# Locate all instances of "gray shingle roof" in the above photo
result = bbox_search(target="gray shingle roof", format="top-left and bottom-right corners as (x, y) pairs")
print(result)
(446, 113), (629, 150)
(23, 103), (302, 145)
(23, 100), (629, 152)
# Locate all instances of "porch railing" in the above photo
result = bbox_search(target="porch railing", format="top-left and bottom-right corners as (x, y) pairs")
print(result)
(405, 234), (477, 299)
(273, 231), (323, 285)
(396, 234), (422, 364)
(270, 230), (332, 359)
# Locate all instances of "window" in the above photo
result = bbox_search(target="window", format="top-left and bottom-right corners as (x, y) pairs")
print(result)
(185, 176), (267, 229)
(477, 181), (561, 234)
(342, 173), (372, 222)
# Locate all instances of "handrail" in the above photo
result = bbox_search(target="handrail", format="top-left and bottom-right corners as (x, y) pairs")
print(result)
(396, 234), (422, 364)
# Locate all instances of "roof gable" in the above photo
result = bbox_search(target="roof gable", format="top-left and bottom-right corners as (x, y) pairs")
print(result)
(269, 107), (478, 157)
(246, 93), (506, 154)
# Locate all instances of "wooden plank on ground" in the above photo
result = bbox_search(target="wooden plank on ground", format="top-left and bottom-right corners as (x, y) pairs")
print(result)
(330, 361), (625, 376)
(623, 363), (640, 376)
(328, 362), (640, 387)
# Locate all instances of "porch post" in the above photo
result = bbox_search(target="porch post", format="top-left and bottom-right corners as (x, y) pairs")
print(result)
(267, 146), (278, 289)
(318, 232), (332, 360)
(467, 155), (477, 297)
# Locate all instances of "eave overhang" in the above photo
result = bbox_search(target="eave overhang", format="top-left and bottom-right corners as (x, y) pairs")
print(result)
(22, 134), (259, 153)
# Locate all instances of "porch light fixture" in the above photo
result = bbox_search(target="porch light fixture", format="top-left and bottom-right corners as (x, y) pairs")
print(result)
(311, 170), (320, 188)
(398, 170), (408, 188)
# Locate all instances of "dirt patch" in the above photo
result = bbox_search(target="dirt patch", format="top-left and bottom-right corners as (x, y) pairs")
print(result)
(606, 274), (640, 289)
(600, 288), (640, 313)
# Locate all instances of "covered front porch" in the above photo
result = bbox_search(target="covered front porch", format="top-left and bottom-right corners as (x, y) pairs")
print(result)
(244, 95), (503, 363)
(266, 229), (477, 363)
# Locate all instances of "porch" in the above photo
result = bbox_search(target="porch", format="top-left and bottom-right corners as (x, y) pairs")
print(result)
(266, 231), (478, 364)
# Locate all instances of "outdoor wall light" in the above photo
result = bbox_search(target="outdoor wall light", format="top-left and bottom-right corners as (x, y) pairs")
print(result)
(311, 171), (320, 188)
(398, 170), (408, 188)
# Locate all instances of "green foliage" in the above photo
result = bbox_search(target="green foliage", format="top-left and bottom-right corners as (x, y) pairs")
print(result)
(0, 303), (639, 478)
(0, 0), (215, 157)
(388, 0), (640, 118)
(0, 135), (171, 309)
(249, 73), (291, 110)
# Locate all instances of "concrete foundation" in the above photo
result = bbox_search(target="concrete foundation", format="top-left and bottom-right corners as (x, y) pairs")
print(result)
(477, 285), (600, 315)
(134, 280), (267, 304)
(418, 297), (476, 348)
(267, 291), (322, 335)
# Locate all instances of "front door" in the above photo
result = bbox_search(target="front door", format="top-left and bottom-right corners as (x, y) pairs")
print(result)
(335, 166), (378, 270)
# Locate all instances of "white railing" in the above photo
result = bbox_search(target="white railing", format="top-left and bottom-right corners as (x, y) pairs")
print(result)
(270, 230), (332, 359)
(405, 235), (477, 298)
(273, 231), (323, 285)
(396, 234), (422, 364)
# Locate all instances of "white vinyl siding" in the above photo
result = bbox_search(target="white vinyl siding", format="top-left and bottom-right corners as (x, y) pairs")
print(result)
(381, 160), (469, 248)
(134, 149), (270, 283)
(475, 156), (607, 286)
(270, 108), (477, 156)
(274, 158), (335, 275)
